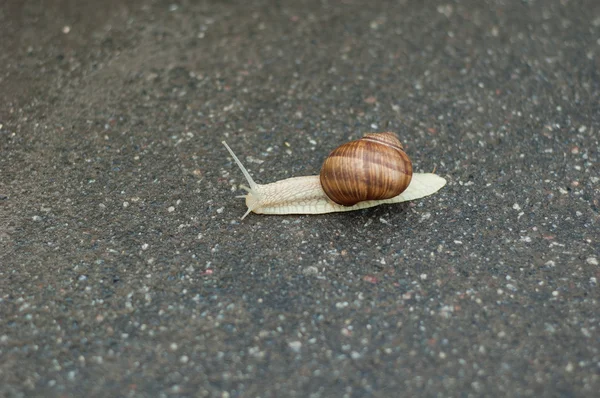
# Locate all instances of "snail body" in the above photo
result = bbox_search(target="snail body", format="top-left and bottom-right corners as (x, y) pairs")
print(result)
(222, 133), (446, 219)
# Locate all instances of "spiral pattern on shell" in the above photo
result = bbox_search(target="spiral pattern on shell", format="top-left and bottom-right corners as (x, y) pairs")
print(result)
(319, 132), (413, 206)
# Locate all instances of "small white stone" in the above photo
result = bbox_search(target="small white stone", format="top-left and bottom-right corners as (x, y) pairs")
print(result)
(168, 206), (175, 212)
(288, 341), (302, 352)
(581, 328), (591, 338)
(302, 266), (319, 276)
(379, 217), (391, 225)
(565, 362), (574, 372)
(586, 257), (598, 266)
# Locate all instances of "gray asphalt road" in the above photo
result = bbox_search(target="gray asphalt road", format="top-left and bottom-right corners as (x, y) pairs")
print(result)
(1, 0), (599, 396)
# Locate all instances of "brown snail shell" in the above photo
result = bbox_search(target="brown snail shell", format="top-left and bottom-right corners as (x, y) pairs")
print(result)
(319, 132), (413, 206)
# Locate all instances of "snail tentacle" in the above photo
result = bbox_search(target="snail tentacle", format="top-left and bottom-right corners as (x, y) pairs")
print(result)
(222, 141), (263, 219)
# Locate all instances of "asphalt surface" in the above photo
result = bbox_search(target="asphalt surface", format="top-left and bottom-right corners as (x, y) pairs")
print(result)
(1, 0), (599, 396)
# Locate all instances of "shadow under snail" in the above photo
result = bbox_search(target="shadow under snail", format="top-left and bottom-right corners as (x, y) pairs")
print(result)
(222, 132), (446, 219)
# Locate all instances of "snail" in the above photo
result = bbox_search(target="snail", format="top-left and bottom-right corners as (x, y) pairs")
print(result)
(222, 132), (446, 219)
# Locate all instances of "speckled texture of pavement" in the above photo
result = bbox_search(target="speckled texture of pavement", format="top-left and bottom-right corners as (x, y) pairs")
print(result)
(1, 0), (599, 397)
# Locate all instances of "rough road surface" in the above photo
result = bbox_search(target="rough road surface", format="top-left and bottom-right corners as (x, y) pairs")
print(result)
(1, 1), (599, 396)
